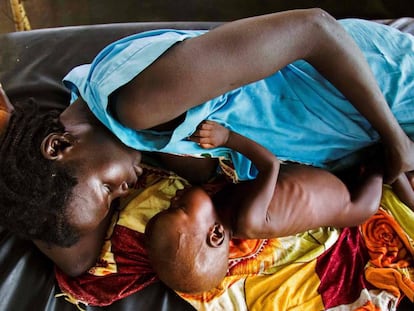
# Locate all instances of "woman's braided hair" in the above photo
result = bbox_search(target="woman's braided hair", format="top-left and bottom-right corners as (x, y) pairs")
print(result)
(0, 99), (79, 247)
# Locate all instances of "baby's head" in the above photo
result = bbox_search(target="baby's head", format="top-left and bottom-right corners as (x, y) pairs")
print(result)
(145, 186), (230, 293)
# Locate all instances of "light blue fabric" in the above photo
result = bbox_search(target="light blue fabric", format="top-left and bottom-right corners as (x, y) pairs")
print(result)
(63, 19), (414, 180)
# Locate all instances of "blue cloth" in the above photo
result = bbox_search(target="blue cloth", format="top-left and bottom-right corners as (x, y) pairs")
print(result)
(63, 19), (414, 180)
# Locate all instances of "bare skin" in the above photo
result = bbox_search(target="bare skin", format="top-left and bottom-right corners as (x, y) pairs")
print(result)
(145, 120), (383, 292)
(35, 101), (143, 276)
(34, 9), (414, 276)
(145, 186), (230, 293)
(192, 121), (383, 237)
(113, 8), (414, 183)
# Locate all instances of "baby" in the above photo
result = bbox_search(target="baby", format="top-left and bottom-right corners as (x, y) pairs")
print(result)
(145, 120), (383, 293)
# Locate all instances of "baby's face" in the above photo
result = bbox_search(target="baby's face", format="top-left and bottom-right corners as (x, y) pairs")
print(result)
(145, 187), (216, 246)
(170, 186), (212, 214)
(145, 187), (229, 293)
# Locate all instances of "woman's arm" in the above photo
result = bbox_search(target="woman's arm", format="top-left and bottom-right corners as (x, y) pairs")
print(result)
(117, 9), (364, 129)
(116, 8), (414, 182)
(190, 120), (279, 237)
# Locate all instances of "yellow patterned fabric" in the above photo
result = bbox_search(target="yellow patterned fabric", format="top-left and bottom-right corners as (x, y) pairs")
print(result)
(56, 171), (414, 310)
(87, 167), (189, 277)
(180, 227), (340, 310)
(179, 185), (414, 311)
(361, 186), (414, 302)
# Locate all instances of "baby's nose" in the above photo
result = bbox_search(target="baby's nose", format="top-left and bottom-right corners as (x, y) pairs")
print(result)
(116, 181), (130, 197)
(121, 181), (129, 191)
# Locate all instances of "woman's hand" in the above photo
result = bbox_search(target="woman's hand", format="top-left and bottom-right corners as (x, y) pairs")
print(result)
(384, 138), (414, 184)
(189, 120), (230, 149)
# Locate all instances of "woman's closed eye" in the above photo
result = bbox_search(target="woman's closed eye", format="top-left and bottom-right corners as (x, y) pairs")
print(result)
(102, 184), (116, 210)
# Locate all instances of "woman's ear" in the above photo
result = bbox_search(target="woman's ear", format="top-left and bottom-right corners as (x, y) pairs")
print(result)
(207, 223), (225, 247)
(40, 132), (75, 160)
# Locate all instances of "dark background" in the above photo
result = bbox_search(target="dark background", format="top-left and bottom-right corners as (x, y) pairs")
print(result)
(1, 0), (414, 34)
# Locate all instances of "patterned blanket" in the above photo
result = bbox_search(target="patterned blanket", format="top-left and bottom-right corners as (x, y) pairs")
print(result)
(55, 168), (414, 310)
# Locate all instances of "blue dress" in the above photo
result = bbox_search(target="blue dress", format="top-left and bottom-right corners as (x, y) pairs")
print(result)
(63, 19), (414, 180)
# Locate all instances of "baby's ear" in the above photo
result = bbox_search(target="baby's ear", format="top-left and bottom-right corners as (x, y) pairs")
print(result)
(0, 84), (15, 137)
(207, 223), (225, 247)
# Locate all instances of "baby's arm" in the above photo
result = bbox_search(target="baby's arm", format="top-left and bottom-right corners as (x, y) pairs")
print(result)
(191, 121), (383, 239)
(190, 120), (280, 236)
(244, 163), (383, 238)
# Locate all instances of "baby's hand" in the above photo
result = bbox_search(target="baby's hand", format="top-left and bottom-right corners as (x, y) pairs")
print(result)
(189, 120), (230, 149)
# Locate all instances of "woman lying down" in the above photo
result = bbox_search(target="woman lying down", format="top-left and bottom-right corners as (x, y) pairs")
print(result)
(1, 9), (414, 279)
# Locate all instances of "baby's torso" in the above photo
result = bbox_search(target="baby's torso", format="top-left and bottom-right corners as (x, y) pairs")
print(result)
(266, 164), (350, 236)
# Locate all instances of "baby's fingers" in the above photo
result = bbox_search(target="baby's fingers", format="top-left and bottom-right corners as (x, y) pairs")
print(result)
(199, 143), (215, 149)
(188, 135), (215, 149)
(189, 120), (226, 149)
(198, 120), (216, 128)
(192, 128), (212, 138)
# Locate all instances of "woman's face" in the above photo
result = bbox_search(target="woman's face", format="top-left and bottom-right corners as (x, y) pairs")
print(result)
(62, 124), (143, 234)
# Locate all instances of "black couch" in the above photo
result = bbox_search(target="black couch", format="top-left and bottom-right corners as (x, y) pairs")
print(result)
(1, 14), (414, 311)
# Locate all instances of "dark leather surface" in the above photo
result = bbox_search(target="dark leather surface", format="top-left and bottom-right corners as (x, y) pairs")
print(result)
(0, 21), (220, 311)
(0, 18), (413, 311)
